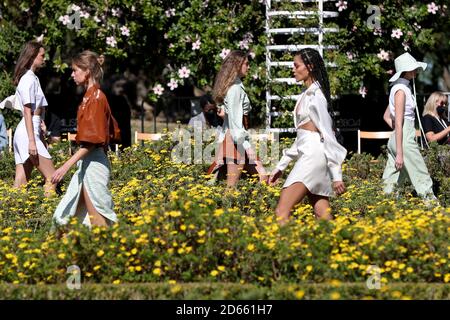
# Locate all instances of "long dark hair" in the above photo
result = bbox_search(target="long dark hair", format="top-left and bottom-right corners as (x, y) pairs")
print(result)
(296, 48), (331, 104)
(13, 41), (43, 86)
(296, 48), (342, 142)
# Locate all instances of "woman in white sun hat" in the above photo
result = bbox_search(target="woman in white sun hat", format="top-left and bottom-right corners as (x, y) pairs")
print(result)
(382, 52), (436, 200)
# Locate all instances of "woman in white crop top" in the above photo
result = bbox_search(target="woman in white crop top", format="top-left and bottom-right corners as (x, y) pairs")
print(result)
(12, 41), (56, 196)
(382, 52), (435, 200)
(269, 49), (347, 225)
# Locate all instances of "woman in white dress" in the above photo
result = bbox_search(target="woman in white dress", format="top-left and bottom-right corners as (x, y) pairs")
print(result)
(13, 41), (56, 196)
(269, 49), (347, 225)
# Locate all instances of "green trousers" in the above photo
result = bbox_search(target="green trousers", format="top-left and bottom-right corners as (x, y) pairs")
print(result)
(382, 119), (435, 198)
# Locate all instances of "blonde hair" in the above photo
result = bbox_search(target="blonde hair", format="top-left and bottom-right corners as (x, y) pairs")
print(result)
(72, 50), (104, 84)
(212, 50), (248, 104)
(423, 91), (448, 116)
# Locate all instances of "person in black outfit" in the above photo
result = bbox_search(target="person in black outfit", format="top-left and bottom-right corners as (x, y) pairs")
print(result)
(422, 91), (450, 145)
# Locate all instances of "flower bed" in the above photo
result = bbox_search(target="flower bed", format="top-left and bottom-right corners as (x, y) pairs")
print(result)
(0, 137), (449, 290)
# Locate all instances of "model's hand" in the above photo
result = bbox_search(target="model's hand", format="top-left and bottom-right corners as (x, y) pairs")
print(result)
(246, 148), (256, 162)
(217, 107), (225, 119)
(51, 164), (69, 184)
(40, 120), (47, 135)
(333, 181), (346, 195)
(269, 169), (282, 186)
(28, 141), (39, 165)
(395, 153), (404, 170)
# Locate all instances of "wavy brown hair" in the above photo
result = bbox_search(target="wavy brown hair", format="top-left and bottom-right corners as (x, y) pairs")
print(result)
(72, 50), (104, 84)
(13, 41), (43, 85)
(212, 50), (248, 104)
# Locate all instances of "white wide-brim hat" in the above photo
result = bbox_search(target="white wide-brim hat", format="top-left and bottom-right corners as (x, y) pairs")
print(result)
(389, 52), (427, 82)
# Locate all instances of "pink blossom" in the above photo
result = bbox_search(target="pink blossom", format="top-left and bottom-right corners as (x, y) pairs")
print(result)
(373, 28), (382, 36)
(391, 29), (403, 39)
(120, 26), (130, 37)
(70, 4), (81, 12)
(168, 79), (179, 91)
(106, 36), (117, 47)
(386, 69), (394, 75)
(249, 51), (256, 59)
(93, 16), (101, 23)
(252, 74), (259, 80)
(427, 2), (439, 14)
(359, 86), (368, 98)
(80, 11), (90, 19)
(335, 1), (348, 12)
(178, 66), (191, 78)
(352, 25), (357, 32)
(402, 41), (410, 52)
(59, 15), (71, 25)
(346, 52), (354, 61)
(220, 48), (230, 60)
(165, 8), (176, 17)
(239, 40), (249, 50)
(112, 8), (122, 17)
(377, 50), (390, 61)
(192, 39), (201, 50)
(153, 84), (164, 96)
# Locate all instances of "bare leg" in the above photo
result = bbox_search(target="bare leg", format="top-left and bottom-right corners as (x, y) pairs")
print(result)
(81, 186), (108, 227)
(275, 182), (309, 225)
(14, 161), (33, 188)
(226, 162), (244, 187)
(36, 155), (57, 197)
(309, 194), (332, 220)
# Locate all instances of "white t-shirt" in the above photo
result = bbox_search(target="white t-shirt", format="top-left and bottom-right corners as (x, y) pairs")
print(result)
(389, 78), (415, 121)
(15, 69), (48, 114)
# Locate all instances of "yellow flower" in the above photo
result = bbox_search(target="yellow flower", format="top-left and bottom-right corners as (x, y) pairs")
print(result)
(306, 265), (313, 272)
(153, 268), (161, 276)
(218, 266), (225, 272)
(406, 267), (414, 273)
(57, 253), (66, 260)
(131, 248), (138, 255)
(225, 250), (233, 256)
(155, 260), (162, 267)
(197, 230), (206, 237)
(97, 250), (105, 257)
(113, 280), (121, 285)
(247, 244), (255, 251)
(295, 290), (305, 299)
(210, 270), (219, 277)
(93, 265), (101, 271)
(330, 292), (341, 300)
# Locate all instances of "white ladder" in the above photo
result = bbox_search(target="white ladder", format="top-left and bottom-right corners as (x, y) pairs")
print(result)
(265, 0), (339, 132)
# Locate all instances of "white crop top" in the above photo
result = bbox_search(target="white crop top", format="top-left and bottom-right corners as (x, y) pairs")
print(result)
(15, 69), (48, 114)
(389, 78), (415, 121)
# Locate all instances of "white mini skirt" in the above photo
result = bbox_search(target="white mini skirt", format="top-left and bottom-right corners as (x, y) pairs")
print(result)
(13, 115), (52, 164)
(283, 129), (333, 197)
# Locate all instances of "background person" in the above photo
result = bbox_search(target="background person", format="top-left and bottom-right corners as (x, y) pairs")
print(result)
(422, 91), (450, 145)
(382, 52), (436, 200)
(209, 50), (267, 186)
